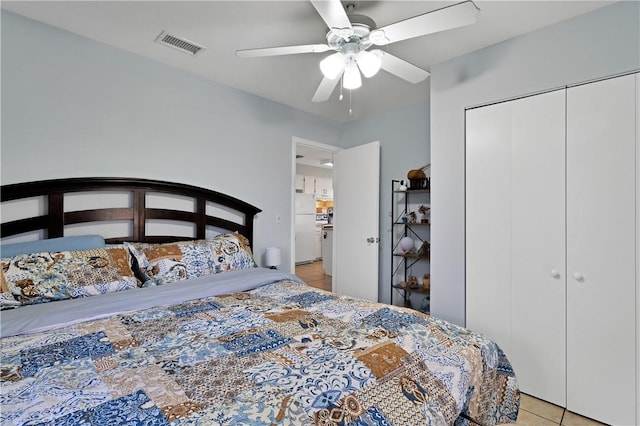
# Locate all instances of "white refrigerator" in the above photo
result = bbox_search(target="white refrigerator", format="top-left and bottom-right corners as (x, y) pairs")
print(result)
(295, 193), (316, 264)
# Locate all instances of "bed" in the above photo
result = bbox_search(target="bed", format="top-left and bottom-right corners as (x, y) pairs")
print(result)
(0, 177), (519, 426)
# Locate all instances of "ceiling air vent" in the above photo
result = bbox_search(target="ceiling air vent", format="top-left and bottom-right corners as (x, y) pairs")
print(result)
(154, 31), (206, 56)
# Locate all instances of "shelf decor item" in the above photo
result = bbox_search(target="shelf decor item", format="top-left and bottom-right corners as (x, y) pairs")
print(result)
(422, 274), (430, 291)
(407, 275), (419, 289)
(418, 205), (430, 223)
(399, 236), (414, 252)
(418, 241), (430, 258)
(407, 164), (430, 190)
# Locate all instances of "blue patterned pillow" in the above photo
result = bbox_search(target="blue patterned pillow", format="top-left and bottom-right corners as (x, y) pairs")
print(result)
(207, 233), (257, 272)
(126, 233), (257, 286)
(1, 247), (141, 307)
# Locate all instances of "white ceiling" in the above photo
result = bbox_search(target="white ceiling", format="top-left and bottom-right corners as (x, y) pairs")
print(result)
(2, 1), (614, 122)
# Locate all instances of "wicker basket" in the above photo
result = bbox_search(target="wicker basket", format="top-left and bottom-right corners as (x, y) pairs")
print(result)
(409, 177), (430, 190)
(407, 167), (430, 190)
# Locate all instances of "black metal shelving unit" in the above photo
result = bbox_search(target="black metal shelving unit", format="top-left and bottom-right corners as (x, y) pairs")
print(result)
(390, 179), (431, 313)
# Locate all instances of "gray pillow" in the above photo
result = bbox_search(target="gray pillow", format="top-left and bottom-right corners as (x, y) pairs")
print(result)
(0, 235), (105, 257)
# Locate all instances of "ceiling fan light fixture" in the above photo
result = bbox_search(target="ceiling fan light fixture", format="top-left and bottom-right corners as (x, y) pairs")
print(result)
(319, 52), (346, 80)
(356, 50), (381, 78)
(343, 61), (362, 90)
(238, 0), (480, 104)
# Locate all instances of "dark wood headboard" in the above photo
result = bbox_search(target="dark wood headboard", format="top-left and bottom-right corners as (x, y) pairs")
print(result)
(1, 177), (262, 247)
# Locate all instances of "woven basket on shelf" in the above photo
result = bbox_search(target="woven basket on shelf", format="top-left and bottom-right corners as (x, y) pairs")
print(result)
(407, 169), (430, 190)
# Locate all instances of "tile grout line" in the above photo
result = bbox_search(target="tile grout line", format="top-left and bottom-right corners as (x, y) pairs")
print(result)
(518, 408), (561, 425)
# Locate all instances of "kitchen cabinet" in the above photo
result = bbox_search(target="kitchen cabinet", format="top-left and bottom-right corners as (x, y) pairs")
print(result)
(295, 174), (315, 194)
(465, 73), (638, 426)
(322, 227), (333, 276)
(315, 227), (322, 259)
(303, 176), (315, 194)
(295, 175), (305, 193)
(315, 177), (333, 199)
(295, 174), (333, 198)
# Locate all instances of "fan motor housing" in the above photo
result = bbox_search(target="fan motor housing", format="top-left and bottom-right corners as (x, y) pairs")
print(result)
(326, 17), (376, 52)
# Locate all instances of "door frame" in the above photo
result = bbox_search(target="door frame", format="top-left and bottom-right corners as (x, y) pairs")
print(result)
(290, 136), (341, 275)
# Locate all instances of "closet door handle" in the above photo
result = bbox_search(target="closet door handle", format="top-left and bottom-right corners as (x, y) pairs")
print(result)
(550, 269), (561, 279)
(572, 272), (585, 282)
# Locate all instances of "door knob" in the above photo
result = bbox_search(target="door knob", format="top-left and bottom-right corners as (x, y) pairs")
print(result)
(573, 272), (584, 282)
(550, 269), (561, 279)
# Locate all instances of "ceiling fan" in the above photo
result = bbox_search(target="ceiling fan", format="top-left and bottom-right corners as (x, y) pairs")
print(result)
(236, 0), (480, 102)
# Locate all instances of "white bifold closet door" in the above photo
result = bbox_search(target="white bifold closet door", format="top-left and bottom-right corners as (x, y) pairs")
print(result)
(466, 73), (638, 425)
(466, 89), (567, 407)
(565, 74), (637, 425)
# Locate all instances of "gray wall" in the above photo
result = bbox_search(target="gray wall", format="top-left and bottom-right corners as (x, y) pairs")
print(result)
(1, 10), (431, 291)
(0, 10), (341, 271)
(430, 1), (640, 326)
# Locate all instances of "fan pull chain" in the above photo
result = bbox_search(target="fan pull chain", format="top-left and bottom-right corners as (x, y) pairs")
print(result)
(339, 76), (344, 101)
(349, 90), (352, 115)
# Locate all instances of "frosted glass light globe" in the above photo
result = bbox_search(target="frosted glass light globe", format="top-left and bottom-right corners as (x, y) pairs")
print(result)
(399, 237), (414, 252)
(319, 52), (346, 80)
(343, 61), (362, 90)
(356, 50), (381, 78)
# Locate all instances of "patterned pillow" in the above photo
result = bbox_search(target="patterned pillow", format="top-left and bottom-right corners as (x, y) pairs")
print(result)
(126, 233), (257, 286)
(0, 285), (21, 310)
(1, 247), (141, 307)
(208, 233), (257, 271)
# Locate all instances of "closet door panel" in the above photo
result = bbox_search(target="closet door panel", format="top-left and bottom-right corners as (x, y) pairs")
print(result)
(566, 74), (637, 425)
(636, 73), (640, 426)
(466, 102), (513, 353)
(510, 90), (566, 406)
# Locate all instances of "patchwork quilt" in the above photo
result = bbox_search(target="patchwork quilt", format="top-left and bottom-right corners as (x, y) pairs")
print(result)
(0, 279), (519, 425)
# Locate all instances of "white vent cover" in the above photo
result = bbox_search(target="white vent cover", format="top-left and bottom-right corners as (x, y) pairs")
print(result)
(154, 31), (206, 56)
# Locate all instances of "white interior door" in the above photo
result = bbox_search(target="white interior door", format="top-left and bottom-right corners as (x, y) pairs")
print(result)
(636, 73), (640, 426)
(566, 74), (637, 426)
(333, 141), (380, 302)
(465, 102), (513, 353)
(466, 90), (567, 407)
(510, 90), (566, 406)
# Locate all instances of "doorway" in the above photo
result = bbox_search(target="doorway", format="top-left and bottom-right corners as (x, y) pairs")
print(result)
(291, 137), (339, 283)
(292, 137), (381, 302)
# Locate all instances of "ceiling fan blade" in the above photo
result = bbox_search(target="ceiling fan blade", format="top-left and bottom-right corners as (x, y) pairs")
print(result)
(236, 44), (330, 58)
(312, 75), (341, 102)
(310, 0), (353, 38)
(373, 50), (429, 84)
(370, 0), (479, 46)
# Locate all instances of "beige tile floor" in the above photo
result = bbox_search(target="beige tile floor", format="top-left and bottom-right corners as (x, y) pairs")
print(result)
(511, 394), (607, 426)
(295, 262), (607, 426)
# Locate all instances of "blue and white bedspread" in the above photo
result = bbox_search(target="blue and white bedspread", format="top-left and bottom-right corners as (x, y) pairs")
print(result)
(0, 269), (519, 425)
